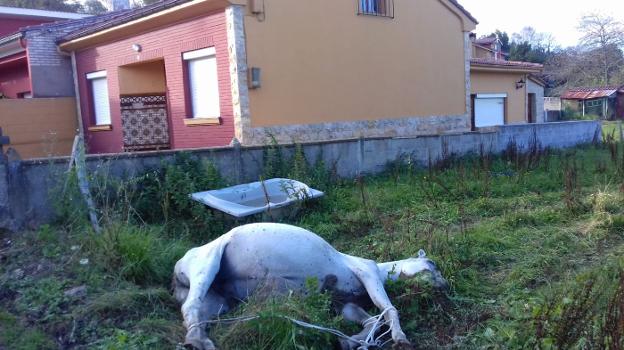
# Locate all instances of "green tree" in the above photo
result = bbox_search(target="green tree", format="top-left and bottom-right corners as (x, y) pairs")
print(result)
(490, 29), (510, 53)
(507, 27), (555, 64)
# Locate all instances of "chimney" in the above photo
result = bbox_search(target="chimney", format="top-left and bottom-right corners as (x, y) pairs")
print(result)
(112, 0), (130, 11)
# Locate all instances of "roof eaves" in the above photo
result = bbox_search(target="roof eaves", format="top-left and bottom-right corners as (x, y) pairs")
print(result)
(447, 0), (478, 24)
(22, 10), (127, 35)
(61, 0), (478, 43)
(59, 0), (193, 43)
(0, 32), (25, 60)
(470, 58), (544, 70)
(528, 74), (546, 87)
(0, 32), (23, 46)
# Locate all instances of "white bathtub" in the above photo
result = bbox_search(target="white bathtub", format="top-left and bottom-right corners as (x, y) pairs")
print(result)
(190, 178), (324, 218)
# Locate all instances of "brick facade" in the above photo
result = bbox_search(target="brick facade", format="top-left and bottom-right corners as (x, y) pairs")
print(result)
(74, 9), (234, 154)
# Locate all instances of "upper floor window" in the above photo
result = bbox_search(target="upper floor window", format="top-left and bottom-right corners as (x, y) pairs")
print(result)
(183, 47), (221, 119)
(358, 0), (394, 18)
(86, 70), (111, 126)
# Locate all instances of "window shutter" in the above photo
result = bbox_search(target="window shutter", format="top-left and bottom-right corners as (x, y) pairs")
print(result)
(90, 76), (111, 125)
(185, 49), (220, 119)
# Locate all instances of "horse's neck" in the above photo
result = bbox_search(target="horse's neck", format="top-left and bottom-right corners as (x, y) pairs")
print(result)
(377, 260), (404, 283)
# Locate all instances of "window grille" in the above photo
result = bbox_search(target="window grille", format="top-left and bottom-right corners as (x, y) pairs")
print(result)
(357, 0), (394, 18)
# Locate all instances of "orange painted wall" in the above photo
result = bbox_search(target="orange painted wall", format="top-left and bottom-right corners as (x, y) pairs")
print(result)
(118, 60), (167, 95)
(243, 0), (473, 127)
(0, 98), (77, 159)
(471, 70), (527, 124)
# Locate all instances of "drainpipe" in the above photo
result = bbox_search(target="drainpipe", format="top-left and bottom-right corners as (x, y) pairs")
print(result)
(57, 46), (84, 139)
(70, 52), (85, 138)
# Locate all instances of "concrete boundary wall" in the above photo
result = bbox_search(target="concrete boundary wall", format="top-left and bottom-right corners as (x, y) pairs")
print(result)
(0, 121), (601, 231)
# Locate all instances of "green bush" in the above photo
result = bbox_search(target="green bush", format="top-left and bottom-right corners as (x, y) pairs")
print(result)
(51, 169), (90, 230)
(85, 224), (190, 285)
(132, 153), (226, 241)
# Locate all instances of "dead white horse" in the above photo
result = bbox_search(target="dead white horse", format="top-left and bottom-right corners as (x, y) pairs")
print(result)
(173, 223), (449, 350)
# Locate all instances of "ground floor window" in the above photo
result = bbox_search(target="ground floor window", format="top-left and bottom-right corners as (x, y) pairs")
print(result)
(183, 47), (221, 119)
(472, 93), (507, 128)
(86, 70), (111, 126)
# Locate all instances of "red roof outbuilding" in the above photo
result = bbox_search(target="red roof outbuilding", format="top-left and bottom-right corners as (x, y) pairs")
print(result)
(561, 86), (623, 100)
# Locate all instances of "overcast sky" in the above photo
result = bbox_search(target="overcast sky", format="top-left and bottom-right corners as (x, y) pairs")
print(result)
(459, 0), (624, 48)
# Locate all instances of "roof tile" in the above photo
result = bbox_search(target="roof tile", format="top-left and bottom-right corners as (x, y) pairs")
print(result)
(561, 86), (623, 100)
(470, 58), (543, 70)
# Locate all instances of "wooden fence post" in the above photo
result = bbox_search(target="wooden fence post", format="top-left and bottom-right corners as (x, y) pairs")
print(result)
(67, 135), (100, 234)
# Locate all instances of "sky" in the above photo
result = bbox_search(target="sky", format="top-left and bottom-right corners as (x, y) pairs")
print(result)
(459, 0), (624, 48)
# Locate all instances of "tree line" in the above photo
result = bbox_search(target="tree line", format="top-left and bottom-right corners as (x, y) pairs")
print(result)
(484, 13), (624, 95)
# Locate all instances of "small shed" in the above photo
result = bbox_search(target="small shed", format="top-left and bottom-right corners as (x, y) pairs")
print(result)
(560, 86), (624, 120)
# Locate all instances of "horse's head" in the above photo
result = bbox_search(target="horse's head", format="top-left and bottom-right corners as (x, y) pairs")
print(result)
(398, 249), (449, 291)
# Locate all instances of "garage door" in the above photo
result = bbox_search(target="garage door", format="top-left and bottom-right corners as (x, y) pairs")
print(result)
(474, 94), (506, 127)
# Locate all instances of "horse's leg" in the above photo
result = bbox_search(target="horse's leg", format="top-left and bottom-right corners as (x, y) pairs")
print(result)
(344, 257), (412, 349)
(177, 241), (229, 350)
(338, 303), (378, 350)
(175, 273), (229, 349)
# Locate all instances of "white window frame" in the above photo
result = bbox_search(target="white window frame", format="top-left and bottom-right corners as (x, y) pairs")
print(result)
(474, 94), (507, 128)
(476, 93), (508, 99)
(86, 70), (111, 126)
(183, 47), (221, 119)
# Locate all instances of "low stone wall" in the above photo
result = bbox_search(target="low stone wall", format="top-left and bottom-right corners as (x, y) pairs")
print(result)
(0, 121), (601, 231)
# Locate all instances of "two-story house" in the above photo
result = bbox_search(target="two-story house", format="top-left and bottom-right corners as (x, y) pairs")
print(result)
(57, 0), (478, 154)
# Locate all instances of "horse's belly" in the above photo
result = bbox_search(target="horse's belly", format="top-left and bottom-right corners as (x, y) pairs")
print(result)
(214, 226), (367, 299)
(216, 273), (366, 302)
(217, 253), (364, 299)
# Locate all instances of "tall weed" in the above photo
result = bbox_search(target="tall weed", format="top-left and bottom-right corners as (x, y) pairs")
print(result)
(84, 224), (190, 285)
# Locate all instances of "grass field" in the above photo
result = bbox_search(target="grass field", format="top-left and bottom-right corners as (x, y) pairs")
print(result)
(602, 121), (623, 141)
(1, 141), (624, 349)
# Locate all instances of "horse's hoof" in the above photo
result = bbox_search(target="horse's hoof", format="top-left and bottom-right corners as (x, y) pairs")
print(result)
(392, 339), (414, 350)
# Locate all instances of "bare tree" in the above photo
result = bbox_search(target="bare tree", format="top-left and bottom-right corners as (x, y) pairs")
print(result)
(512, 26), (557, 51)
(578, 13), (624, 85)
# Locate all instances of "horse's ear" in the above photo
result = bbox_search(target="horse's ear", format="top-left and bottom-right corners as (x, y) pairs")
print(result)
(417, 249), (426, 258)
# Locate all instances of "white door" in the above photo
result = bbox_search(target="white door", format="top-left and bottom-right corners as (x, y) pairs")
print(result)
(475, 94), (505, 127)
